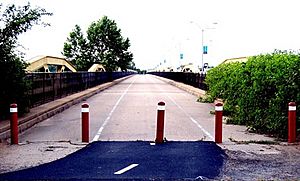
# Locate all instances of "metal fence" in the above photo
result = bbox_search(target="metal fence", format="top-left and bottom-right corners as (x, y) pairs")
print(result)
(148, 72), (207, 90)
(26, 72), (134, 108)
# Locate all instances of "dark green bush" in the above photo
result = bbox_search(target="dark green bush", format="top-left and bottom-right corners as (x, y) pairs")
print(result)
(0, 57), (30, 119)
(206, 50), (300, 137)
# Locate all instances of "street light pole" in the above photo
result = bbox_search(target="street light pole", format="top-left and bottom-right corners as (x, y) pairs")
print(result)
(190, 21), (217, 73)
(201, 29), (204, 72)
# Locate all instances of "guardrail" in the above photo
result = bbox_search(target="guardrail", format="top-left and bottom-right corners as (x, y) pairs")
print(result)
(148, 72), (207, 90)
(26, 72), (134, 108)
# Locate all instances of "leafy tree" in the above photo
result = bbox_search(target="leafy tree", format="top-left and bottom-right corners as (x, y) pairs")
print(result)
(0, 3), (52, 119)
(128, 61), (136, 70)
(62, 25), (92, 71)
(63, 16), (134, 71)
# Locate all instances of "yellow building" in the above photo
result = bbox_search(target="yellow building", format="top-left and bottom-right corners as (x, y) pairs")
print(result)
(88, 64), (106, 72)
(26, 56), (77, 73)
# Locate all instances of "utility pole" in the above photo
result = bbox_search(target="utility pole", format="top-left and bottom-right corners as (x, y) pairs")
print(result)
(190, 21), (217, 72)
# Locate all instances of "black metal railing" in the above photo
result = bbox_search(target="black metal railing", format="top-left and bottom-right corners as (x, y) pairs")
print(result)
(26, 72), (134, 108)
(148, 72), (207, 90)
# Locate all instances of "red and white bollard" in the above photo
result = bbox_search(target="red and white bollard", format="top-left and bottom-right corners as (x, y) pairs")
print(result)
(288, 102), (297, 143)
(81, 103), (89, 143)
(10, 103), (18, 145)
(155, 101), (165, 144)
(215, 103), (223, 143)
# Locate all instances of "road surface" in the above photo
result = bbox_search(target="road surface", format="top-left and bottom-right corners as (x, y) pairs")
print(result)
(20, 74), (216, 143)
(0, 141), (226, 180)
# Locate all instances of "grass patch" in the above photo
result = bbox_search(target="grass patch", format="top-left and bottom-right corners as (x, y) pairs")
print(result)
(197, 95), (214, 103)
(228, 137), (280, 145)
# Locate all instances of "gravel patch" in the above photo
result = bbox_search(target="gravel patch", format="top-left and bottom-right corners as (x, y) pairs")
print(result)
(221, 144), (300, 180)
(0, 140), (85, 174)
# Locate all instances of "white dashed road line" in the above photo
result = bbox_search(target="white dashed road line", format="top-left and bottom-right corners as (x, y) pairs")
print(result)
(114, 164), (139, 175)
(149, 76), (214, 140)
(167, 95), (214, 140)
(92, 77), (137, 142)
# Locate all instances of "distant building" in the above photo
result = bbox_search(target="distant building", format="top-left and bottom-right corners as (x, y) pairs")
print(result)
(177, 63), (200, 73)
(26, 56), (77, 73)
(88, 64), (106, 72)
(221, 57), (248, 64)
(152, 64), (175, 72)
(159, 66), (174, 72)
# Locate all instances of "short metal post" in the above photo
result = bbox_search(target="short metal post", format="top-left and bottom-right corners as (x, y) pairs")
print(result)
(81, 103), (89, 143)
(215, 103), (223, 143)
(10, 103), (18, 145)
(155, 101), (165, 144)
(288, 102), (297, 143)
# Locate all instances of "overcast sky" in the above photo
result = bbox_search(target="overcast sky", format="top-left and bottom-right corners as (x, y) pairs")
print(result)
(2, 0), (300, 70)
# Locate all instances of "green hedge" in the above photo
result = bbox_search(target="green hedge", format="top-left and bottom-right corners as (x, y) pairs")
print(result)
(205, 50), (300, 137)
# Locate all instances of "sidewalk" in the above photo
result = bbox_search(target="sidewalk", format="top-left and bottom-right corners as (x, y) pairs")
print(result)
(0, 75), (133, 141)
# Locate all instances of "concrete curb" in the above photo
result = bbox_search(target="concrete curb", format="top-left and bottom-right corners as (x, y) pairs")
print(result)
(0, 75), (133, 141)
(151, 75), (206, 98)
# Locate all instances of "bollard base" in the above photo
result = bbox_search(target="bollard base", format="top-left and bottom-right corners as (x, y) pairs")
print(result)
(155, 137), (167, 144)
(155, 139), (164, 144)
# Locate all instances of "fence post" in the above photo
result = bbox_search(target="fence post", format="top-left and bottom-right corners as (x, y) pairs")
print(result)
(43, 73), (45, 104)
(59, 73), (62, 98)
(288, 102), (297, 143)
(81, 103), (89, 143)
(52, 74), (55, 101)
(215, 103), (223, 143)
(155, 101), (166, 144)
(10, 103), (18, 145)
(31, 74), (34, 106)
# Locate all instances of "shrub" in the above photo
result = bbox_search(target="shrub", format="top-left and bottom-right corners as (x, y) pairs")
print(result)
(0, 3), (52, 119)
(205, 50), (300, 137)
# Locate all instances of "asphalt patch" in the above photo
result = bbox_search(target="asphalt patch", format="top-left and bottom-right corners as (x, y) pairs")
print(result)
(0, 141), (226, 180)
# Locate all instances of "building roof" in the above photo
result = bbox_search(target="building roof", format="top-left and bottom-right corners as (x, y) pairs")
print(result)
(221, 56), (248, 64)
(26, 56), (77, 72)
(88, 64), (106, 72)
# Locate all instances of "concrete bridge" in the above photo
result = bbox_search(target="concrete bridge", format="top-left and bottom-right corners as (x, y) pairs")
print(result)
(0, 74), (291, 180)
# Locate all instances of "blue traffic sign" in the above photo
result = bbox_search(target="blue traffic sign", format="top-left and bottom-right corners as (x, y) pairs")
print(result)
(203, 46), (208, 54)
